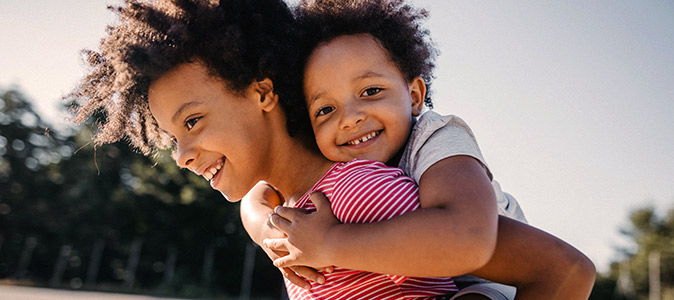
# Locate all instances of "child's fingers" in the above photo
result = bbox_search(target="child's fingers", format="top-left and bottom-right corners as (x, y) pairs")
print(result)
(291, 266), (326, 285)
(263, 238), (288, 252)
(316, 266), (334, 274)
(274, 205), (308, 220)
(273, 254), (298, 269)
(309, 191), (331, 212)
(280, 267), (312, 290)
(268, 212), (292, 232)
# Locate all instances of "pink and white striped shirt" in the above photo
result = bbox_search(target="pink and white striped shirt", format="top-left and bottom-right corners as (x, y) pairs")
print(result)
(286, 159), (457, 300)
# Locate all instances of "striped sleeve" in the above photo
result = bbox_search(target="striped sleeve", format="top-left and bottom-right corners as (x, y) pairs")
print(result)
(329, 160), (421, 224)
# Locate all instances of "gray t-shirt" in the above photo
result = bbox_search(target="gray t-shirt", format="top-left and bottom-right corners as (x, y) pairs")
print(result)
(398, 110), (527, 223)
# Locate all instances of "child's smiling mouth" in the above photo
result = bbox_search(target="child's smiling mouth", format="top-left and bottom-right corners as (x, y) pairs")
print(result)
(344, 130), (381, 146)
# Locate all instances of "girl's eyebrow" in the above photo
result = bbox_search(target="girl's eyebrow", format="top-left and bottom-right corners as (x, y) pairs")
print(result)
(171, 100), (203, 123)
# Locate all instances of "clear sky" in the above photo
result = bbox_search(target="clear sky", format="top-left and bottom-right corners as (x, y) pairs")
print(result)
(1, 0), (673, 273)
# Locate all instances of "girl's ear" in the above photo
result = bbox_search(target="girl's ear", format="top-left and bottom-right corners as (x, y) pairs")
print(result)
(409, 76), (426, 116)
(255, 78), (279, 112)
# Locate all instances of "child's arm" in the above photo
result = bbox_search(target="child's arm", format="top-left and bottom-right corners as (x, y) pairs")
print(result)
(268, 196), (596, 299)
(267, 155), (499, 276)
(239, 181), (326, 289)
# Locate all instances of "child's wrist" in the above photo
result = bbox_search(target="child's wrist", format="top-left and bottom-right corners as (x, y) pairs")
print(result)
(322, 223), (344, 265)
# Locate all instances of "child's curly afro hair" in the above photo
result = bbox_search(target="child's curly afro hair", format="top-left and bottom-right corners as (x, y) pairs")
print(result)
(67, 0), (309, 155)
(296, 0), (438, 108)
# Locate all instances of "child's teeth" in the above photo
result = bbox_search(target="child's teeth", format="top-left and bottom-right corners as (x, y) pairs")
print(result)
(350, 131), (377, 145)
(210, 167), (218, 174)
(205, 172), (213, 180)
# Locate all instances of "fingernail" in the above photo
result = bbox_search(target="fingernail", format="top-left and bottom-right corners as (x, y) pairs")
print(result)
(317, 277), (325, 284)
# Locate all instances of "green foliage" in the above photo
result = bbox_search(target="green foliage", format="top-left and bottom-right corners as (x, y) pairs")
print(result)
(0, 87), (282, 298)
(591, 204), (674, 300)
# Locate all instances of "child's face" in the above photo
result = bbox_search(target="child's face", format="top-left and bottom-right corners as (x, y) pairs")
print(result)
(303, 34), (425, 164)
(148, 62), (276, 201)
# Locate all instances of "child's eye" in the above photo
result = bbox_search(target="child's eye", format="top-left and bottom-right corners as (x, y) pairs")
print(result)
(185, 116), (201, 130)
(361, 87), (382, 97)
(316, 106), (335, 117)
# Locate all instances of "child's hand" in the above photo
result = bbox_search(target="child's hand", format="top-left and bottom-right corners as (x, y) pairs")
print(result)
(265, 244), (327, 290)
(264, 191), (339, 270)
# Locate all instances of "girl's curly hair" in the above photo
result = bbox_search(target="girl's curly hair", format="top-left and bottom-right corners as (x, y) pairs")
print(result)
(67, 0), (309, 155)
(295, 0), (438, 108)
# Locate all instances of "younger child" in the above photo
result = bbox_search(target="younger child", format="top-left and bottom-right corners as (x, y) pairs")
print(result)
(244, 0), (594, 299)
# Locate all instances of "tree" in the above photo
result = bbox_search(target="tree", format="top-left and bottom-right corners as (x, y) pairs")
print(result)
(591, 205), (674, 300)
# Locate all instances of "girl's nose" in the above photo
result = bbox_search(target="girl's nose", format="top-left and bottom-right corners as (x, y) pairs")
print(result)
(174, 139), (197, 169)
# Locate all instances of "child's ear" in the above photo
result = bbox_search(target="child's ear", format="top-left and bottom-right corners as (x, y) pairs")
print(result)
(255, 78), (279, 112)
(409, 76), (426, 116)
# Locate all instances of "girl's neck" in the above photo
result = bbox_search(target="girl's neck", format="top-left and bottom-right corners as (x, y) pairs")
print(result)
(265, 134), (334, 204)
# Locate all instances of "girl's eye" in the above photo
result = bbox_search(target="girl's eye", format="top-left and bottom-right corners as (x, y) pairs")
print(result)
(316, 106), (335, 117)
(361, 87), (382, 97)
(185, 117), (201, 130)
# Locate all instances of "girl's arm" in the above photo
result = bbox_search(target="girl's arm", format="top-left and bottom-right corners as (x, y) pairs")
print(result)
(267, 155), (499, 276)
(471, 216), (596, 300)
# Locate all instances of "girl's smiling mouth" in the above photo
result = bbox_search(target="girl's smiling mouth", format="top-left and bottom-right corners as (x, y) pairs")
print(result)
(203, 157), (225, 183)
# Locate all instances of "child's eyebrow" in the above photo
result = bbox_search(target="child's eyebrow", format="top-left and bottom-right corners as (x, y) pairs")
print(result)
(307, 91), (325, 105)
(354, 71), (385, 82)
(171, 100), (204, 123)
(307, 71), (387, 105)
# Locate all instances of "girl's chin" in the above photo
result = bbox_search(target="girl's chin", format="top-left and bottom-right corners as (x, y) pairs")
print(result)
(212, 181), (248, 203)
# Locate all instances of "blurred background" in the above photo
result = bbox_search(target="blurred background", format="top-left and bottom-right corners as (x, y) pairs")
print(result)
(1, 0), (673, 299)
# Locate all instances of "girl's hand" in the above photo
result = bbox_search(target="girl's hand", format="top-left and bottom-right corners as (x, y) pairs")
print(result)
(264, 191), (339, 271)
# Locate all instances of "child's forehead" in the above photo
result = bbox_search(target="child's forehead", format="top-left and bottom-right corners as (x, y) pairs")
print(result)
(306, 34), (406, 84)
(314, 34), (402, 72)
(320, 34), (387, 56)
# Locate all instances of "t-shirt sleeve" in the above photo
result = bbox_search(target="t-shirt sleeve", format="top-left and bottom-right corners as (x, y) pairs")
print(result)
(411, 116), (492, 183)
(329, 160), (420, 224)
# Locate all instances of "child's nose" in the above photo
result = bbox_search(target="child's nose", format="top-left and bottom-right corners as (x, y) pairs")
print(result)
(339, 104), (365, 130)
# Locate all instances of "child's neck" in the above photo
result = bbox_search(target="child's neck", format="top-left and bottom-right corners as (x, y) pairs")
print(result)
(385, 116), (416, 167)
(386, 146), (406, 167)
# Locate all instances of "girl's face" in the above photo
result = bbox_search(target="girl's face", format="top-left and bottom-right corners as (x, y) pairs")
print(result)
(148, 62), (277, 201)
(303, 34), (425, 164)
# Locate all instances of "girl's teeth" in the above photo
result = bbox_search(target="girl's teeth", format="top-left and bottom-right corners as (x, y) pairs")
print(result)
(205, 160), (225, 182)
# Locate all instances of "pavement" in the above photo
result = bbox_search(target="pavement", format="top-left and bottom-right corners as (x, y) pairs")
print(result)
(0, 285), (189, 300)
